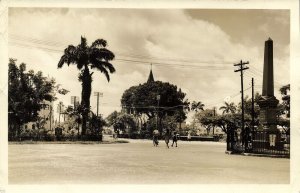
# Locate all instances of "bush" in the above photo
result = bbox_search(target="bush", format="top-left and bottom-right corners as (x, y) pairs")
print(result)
(44, 130), (55, 141)
(19, 129), (32, 141)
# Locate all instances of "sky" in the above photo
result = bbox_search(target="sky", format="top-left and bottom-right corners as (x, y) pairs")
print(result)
(8, 8), (290, 122)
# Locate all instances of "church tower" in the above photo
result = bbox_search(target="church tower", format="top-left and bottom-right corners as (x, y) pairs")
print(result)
(147, 63), (155, 83)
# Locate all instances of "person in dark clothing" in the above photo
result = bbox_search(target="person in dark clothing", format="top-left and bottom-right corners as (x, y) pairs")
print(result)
(153, 129), (159, 147)
(171, 131), (179, 147)
(164, 129), (171, 148)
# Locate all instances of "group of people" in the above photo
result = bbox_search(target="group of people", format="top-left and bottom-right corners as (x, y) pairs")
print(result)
(153, 128), (180, 148)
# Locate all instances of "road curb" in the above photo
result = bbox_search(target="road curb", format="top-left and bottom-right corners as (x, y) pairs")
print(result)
(225, 151), (289, 158)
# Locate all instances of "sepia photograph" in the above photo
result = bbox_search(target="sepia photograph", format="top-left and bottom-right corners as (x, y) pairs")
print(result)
(1, 0), (300, 193)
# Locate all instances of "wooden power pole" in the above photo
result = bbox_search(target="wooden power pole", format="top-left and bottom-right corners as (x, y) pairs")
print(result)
(234, 60), (249, 147)
(251, 78), (255, 136)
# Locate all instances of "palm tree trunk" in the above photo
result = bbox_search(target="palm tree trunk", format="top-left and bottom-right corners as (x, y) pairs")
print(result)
(80, 67), (92, 136)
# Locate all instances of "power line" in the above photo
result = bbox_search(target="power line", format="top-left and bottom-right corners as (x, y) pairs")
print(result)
(9, 41), (234, 70)
(9, 34), (235, 66)
(205, 86), (252, 108)
(8, 34), (289, 84)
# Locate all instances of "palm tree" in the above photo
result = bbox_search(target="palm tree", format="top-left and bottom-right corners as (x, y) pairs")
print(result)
(58, 36), (115, 135)
(219, 102), (236, 115)
(191, 101), (205, 131)
(191, 101), (205, 112)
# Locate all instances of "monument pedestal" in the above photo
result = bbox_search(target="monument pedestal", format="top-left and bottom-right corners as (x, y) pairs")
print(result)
(258, 96), (279, 129)
(257, 96), (281, 150)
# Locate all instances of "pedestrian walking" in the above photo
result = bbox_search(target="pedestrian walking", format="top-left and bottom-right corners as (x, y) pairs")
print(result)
(164, 128), (171, 148)
(171, 131), (179, 147)
(187, 131), (191, 142)
(153, 129), (159, 147)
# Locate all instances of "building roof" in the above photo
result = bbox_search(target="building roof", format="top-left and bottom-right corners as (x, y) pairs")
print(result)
(147, 64), (155, 83)
(147, 69), (154, 83)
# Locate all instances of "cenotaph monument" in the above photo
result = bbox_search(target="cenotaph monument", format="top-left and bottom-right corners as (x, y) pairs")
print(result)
(257, 38), (281, 149)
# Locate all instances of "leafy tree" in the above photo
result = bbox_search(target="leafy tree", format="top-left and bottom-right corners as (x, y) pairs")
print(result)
(195, 109), (216, 135)
(279, 84), (290, 118)
(112, 113), (137, 137)
(105, 111), (121, 127)
(160, 115), (178, 133)
(64, 105), (82, 137)
(121, 81), (187, 118)
(277, 117), (290, 134)
(8, 59), (61, 140)
(213, 114), (240, 134)
(213, 114), (239, 150)
(237, 93), (261, 118)
(219, 102), (237, 114)
(276, 84), (290, 134)
(58, 36), (115, 136)
(87, 112), (106, 141)
(121, 81), (188, 133)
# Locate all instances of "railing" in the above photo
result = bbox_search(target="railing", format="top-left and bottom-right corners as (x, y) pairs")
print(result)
(227, 130), (290, 157)
(251, 131), (290, 156)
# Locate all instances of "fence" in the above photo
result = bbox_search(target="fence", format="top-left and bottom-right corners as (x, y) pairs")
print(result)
(251, 130), (290, 156)
(227, 130), (290, 157)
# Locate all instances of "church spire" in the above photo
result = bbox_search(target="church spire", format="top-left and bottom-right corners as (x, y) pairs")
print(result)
(147, 63), (155, 83)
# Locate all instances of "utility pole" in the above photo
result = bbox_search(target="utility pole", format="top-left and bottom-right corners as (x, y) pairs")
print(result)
(213, 107), (216, 135)
(49, 105), (52, 131)
(251, 78), (255, 139)
(179, 105), (184, 131)
(234, 60), (249, 149)
(57, 102), (63, 125)
(94, 92), (103, 117)
(71, 96), (80, 139)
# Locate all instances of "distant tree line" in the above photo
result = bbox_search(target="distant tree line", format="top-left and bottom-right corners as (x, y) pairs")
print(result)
(106, 80), (290, 142)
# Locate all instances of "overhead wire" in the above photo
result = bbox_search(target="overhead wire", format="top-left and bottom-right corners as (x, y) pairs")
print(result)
(9, 34), (234, 70)
(9, 40), (234, 70)
(8, 34), (287, 109)
(9, 33), (236, 65)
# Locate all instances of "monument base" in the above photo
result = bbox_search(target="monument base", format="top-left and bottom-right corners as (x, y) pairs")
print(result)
(258, 108), (278, 128)
(257, 95), (281, 150)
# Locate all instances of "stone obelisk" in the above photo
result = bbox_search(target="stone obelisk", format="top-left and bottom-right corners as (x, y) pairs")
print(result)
(258, 38), (279, 131)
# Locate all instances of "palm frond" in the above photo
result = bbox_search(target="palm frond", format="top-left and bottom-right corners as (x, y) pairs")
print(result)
(90, 56), (116, 73)
(91, 48), (115, 61)
(99, 66), (110, 82)
(80, 36), (88, 49)
(58, 55), (66, 68)
(98, 60), (116, 73)
(89, 61), (111, 82)
(58, 45), (78, 68)
(91, 39), (107, 48)
(219, 106), (226, 110)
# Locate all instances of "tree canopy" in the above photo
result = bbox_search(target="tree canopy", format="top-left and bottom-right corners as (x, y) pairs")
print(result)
(279, 84), (290, 118)
(121, 81), (188, 120)
(8, 59), (64, 139)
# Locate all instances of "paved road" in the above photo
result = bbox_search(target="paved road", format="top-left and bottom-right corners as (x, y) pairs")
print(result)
(8, 139), (289, 184)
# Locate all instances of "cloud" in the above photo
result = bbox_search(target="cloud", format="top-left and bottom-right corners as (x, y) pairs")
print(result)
(8, 8), (290, 119)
